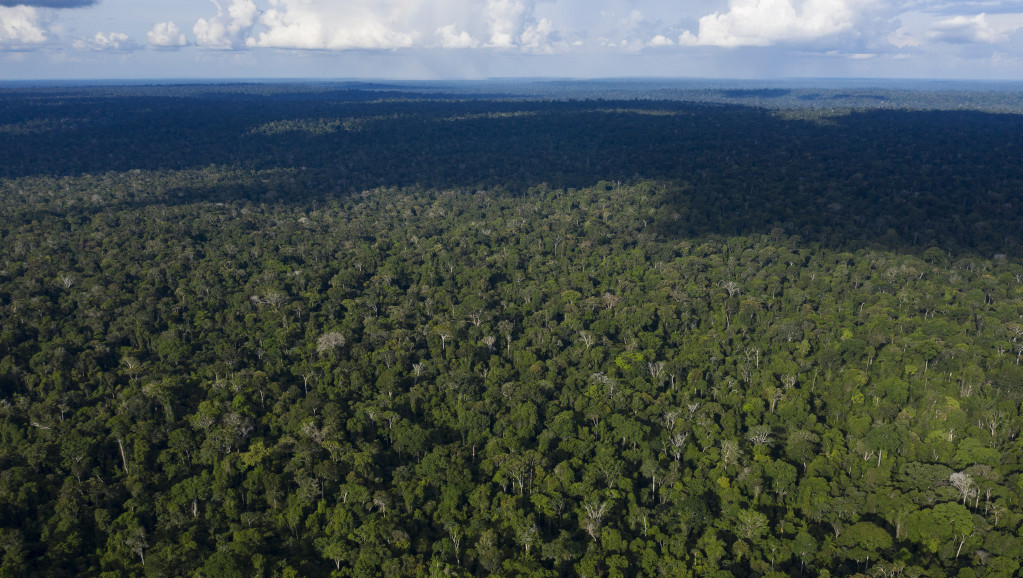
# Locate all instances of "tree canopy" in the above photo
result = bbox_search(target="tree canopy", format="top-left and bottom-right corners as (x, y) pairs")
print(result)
(2, 83), (1023, 576)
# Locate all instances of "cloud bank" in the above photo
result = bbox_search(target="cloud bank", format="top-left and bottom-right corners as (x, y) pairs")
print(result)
(928, 13), (1017, 43)
(246, 0), (418, 50)
(679, 0), (876, 47)
(5, 0), (1023, 81)
(183, 0), (561, 52)
(73, 31), (140, 52)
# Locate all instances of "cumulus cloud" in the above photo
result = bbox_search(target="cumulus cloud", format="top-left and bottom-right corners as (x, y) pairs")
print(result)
(492, 0), (564, 51)
(0, 0), (95, 7)
(928, 13), (1017, 43)
(183, 0), (563, 52)
(519, 17), (555, 51)
(483, 0), (559, 50)
(246, 0), (419, 50)
(0, 5), (47, 46)
(194, 0), (257, 49)
(147, 21), (187, 48)
(594, 8), (681, 50)
(436, 24), (477, 48)
(679, 0), (876, 47)
(72, 30), (140, 51)
(484, 0), (529, 47)
(649, 34), (674, 47)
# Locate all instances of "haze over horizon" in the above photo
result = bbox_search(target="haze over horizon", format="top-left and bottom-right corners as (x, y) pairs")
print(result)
(2, 0), (1023, 81)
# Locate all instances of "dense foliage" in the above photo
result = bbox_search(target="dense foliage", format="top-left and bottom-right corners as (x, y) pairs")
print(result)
(4, 83), (1023, 258)
(1, 83), (1023, 576)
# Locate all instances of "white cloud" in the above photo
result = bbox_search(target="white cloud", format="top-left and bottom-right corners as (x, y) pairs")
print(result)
(679, 0), (876, 47)
(148, 21), (187, 48)
(194, 0), (257, 49)
(483, 0), (559, 51)
(436, 23), (477, 48)
(520, 17), (554, 51)
(649, 34), (674, 47)
(928, 12), (1018, 43)
(887, 25), (920, 48)
(246, 0), (418, 50)
(889, 8), (1023, 49)
(0, 6), (47, 47)
(73, 31), (139, 51)
(180, 0), (564, 53)
(239, 0), (561, 52)
(485, 0), (529, 47)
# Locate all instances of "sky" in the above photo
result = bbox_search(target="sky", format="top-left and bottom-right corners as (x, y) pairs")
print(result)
(2, 0), (1023, 80)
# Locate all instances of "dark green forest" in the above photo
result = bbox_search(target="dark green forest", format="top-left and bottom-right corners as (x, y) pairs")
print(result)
(2, 82), (1023, 577)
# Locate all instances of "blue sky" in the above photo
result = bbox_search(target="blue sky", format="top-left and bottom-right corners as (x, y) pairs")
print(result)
(2, 0), (1023, 80)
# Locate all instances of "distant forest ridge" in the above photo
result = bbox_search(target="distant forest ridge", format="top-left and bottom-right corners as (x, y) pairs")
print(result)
(1, 82), (1022, 259)
(3, 78), (1023, 111)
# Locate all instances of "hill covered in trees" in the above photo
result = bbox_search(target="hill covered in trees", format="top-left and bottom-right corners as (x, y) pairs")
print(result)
(1, 82), (1023, 576)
